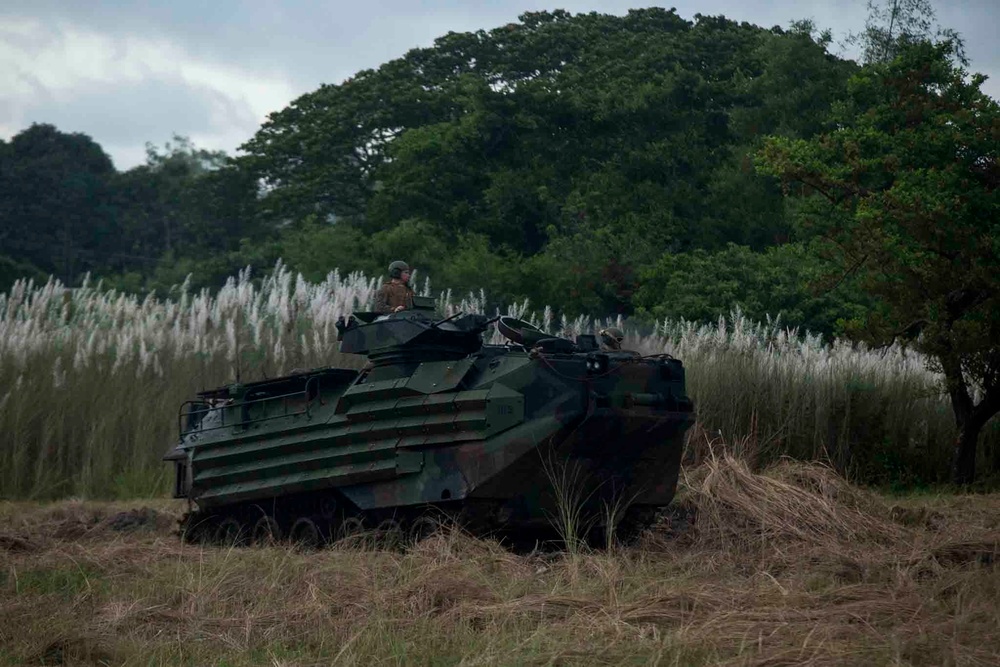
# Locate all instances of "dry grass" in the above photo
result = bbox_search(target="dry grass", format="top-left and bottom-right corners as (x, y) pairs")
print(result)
(2, 458), (998, 666)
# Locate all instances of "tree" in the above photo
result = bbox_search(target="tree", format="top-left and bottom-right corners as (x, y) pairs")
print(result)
(0, 124), (117, 283)
(113, 137), (263, 276)
(230, 8), (880, 323)
(0, 254), (47, 293)
(849, 0), (964, 65)
(757, 42), (999, 483)
(633, 243), (870, 337)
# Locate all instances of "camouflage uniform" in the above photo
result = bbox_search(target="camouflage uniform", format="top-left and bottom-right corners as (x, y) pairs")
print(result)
(374, 281), (415, 314)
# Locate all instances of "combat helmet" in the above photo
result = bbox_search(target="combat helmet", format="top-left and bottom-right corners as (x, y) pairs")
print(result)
(388, 260), (410, 279)
(599, 326), (624, 350)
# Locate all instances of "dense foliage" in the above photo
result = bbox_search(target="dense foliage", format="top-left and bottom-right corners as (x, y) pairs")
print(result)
(0, 9), (863, 335)
(241, 10), (859, 325)
(758, 41), (999, 483)
(0, 130), (265, 291)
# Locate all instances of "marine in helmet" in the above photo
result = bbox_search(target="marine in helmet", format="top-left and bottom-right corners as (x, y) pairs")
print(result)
(598, 326), (624, 351)
(374, 260), (415, 314)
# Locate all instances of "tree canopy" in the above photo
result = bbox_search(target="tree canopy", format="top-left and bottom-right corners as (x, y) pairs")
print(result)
(0, 124), (116, 282)
(239, 9), (856, 320)
(1, 7), (991, 349)
(757, 41), (999, 483)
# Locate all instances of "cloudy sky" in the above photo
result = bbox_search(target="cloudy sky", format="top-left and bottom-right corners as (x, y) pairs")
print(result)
(2, 0), (997, 170)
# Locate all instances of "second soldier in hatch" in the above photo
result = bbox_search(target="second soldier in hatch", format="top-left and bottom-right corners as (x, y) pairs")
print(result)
(374, 260), (415, 314)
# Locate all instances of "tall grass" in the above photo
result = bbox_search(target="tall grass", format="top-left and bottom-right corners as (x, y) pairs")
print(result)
(0, 264), (996, 499)
(641, 312), (1000, 483)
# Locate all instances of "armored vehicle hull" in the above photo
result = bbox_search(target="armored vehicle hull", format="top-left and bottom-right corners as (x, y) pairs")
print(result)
(166, 308), (694, 545)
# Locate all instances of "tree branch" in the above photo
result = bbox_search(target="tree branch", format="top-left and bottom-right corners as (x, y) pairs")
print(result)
(939, 346), (974, 427)
(792, 176), (838, 204)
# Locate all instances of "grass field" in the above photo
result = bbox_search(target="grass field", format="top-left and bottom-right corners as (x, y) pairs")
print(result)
(3, 267), (999, 663)
(3, 454), (998, 666)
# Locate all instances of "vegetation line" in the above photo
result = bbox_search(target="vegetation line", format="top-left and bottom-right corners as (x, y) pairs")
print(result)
(1, 267), (995, 500)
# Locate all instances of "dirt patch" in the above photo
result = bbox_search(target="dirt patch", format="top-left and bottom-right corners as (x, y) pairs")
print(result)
(104, 507), (169, 533)
(0, 532), (41, 553)
(28, 635), (116, 666)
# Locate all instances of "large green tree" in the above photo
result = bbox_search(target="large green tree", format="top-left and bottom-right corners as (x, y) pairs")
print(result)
(109, 137), (266, 290)
(0, 124), (117, 283)
(633, 243), (870, 337)
(849, 0), (964, 65)
(115, 137), (252, 260)
(757, 42), (999, 483)
(240, 9), (855, 316)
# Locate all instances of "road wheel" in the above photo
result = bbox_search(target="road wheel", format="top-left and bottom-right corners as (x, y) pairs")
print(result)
(409, 516), (440, 544)
(377, 518), (404, 550)
(290, 517), (323, 549)
(336, 516), (366, 543)
(215, 518), (247, 546)
(252, 515), (283, 546)
(180, 513), (215, 544)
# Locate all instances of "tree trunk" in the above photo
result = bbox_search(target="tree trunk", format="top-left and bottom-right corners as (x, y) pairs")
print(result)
(992, 436), (1000, 475)
(948, 384), (1000, 485)
(942, 352), (974, 484)
(951, 417), (981, 486)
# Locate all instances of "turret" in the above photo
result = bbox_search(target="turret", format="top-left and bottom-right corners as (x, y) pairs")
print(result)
(336, 296), (496, 364)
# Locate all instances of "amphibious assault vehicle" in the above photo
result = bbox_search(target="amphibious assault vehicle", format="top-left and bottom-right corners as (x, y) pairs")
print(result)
(166, 296), (694, 546)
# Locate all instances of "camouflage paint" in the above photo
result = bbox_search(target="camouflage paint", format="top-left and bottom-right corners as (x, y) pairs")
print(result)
(166, 309), (694, 530)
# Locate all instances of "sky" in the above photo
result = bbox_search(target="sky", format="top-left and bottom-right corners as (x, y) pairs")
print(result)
(2, 0), (997, 170)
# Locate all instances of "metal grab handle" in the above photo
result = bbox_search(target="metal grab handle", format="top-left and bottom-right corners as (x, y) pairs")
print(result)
(431, 311), (464, 328)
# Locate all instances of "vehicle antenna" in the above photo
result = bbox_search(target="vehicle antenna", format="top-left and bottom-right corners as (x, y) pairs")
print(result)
(235, 305), (242, 385)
